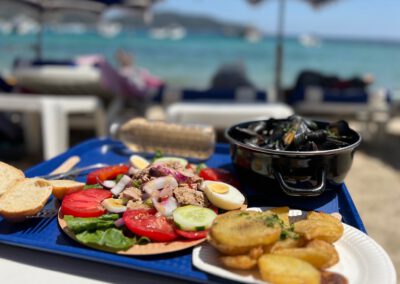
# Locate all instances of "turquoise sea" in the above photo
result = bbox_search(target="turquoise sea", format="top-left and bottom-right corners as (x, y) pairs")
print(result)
(1, 32), (400, 92)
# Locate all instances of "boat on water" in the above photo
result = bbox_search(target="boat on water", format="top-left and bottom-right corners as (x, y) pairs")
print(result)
(244, 27), (262, 43)
(149, 24), (187, 40)
(298, 34), (322, 48)
(98, 22), (122, 38)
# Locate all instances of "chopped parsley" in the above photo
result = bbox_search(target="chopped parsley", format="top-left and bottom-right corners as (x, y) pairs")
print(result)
(132, 179), (142, 188)
(280, 224), (300, 240)
(263, 214), (284, 228)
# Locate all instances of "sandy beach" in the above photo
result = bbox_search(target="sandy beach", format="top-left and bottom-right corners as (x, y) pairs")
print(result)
(345, 117), (400, 279)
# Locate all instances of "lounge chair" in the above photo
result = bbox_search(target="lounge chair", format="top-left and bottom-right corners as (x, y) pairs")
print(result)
(290, 85), (393, 138)
(163, 87), (293, 130)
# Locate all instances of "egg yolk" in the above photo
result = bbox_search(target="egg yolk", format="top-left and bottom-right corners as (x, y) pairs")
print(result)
(209, 183), (229, 194)
(133, 158), (148, 169)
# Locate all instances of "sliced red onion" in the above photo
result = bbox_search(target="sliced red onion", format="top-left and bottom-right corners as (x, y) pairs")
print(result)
(128, 166), (140, 176)
(159, 185), (174, 198)
(161, 197), (178, 217)
(110, 175), (131, 196)
(101, 180), (116, 189)
(150, 164), (188, 182)
(152, 196), (178, 217)
(151, 196), (165, 215)
(143, 176), (178, 196)
(114, 218), (125, 228)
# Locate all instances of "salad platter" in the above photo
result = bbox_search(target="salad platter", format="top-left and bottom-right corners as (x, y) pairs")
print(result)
(56, 154), (246, 255)
(0, 138), (368, 283)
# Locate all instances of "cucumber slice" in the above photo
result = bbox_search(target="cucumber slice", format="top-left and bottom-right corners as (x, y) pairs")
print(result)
(173, 205), (217, 231)
(154, 157), (188, 167)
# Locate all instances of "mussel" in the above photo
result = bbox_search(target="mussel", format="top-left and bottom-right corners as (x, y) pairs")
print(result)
(235, 116), (354, 152)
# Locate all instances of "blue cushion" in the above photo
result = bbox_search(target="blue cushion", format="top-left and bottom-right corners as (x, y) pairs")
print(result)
(290, 87), (369, 104)
(181, 89), (267, 102)
(31, 60), (75, 66)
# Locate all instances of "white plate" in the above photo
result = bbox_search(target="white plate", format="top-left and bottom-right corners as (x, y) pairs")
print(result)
(192, 209), (396, 284)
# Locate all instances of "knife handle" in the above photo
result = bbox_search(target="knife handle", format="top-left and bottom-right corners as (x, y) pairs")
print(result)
(50, 156), (81, 175)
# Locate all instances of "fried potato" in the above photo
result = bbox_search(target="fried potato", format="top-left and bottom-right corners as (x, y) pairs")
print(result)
(307, 211), (342, 225)
(272, 246), (332, 269)
(258, 254), (321, 284)
(265, 236), (306, 253)
(219, 247), (263, 270)
(209, 211), (281, 255)
(220, 255), (257, 270)
(268, 207), (290, 227)
(294, 219), (344, 243)
(306, 239), (339, 268)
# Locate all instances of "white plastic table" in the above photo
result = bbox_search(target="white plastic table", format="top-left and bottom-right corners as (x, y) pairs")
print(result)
(0, 94), (106, 160)
(0, 243), (188, 284)
(166, 102), (294, 129)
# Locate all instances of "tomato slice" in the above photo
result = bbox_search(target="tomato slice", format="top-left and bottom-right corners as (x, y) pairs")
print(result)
(123, 209), (178, 242)
(175, 228), (209, 240)
(86, 165), (129, 185)
(199, 168), (240, 188)
(61, 189), (112, 217)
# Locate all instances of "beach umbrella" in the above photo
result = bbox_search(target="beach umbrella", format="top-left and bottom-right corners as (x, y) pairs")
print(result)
(247, 0), (337, 100)
(0, 0), (160, 59)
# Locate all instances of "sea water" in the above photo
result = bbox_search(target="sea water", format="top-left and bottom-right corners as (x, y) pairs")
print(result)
(1, 32), (399, 92)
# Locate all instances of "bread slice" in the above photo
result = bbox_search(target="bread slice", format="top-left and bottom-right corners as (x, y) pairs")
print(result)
(0, 178), (52, 221)
(0, 161), (25, 197)
(48, 179), (84, 200)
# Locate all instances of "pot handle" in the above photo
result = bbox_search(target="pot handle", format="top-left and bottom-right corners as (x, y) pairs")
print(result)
(273, 169), (326, 196)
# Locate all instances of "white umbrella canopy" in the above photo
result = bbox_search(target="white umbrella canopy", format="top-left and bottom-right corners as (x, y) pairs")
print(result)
(0, 0), (161, 58)
(247, 0), (338, 100)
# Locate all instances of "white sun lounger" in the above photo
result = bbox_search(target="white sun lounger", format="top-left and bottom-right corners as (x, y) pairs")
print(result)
(166, 102), (294, 129)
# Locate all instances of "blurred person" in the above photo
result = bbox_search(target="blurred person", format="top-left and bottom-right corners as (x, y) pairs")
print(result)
(115, 49), (164, 97)
(210, 61), (256, 91)
(293, 70), (374, 90)
(285, 69), (374, 103)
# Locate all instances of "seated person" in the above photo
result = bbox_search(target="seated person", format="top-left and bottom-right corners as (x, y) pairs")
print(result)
(115, 49), (164, 97)
(285, 70), (374, 103)
(293, 70), (374, 90)
(0, 75), (13, 93)
(210, 61), (256, 91)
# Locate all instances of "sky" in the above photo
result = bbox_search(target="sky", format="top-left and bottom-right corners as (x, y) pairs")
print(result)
(155, 0), (400, 41)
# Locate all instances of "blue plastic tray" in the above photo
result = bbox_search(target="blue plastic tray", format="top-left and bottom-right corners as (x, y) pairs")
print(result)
(0, 138), (366, 283)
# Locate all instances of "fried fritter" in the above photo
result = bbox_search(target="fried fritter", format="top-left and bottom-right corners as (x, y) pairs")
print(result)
(306, 239), (339, 268)
(294, 218), (343, 243)
(219, 246), (264, 270)
(209, 210), (281, 255)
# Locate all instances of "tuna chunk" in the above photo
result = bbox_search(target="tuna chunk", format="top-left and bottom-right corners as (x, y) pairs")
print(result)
(126, 200), (152, 210)
(119, 187), (142, 202)
(173, 186), (209, 207)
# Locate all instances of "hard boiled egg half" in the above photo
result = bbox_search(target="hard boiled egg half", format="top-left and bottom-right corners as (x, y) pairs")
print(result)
(130, 155), (150, 170)
(202, 181), (245, 210)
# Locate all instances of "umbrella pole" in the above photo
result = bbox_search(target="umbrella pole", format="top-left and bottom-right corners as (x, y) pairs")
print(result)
(35, 9), (44, 60)
(274, 0), (286, 101)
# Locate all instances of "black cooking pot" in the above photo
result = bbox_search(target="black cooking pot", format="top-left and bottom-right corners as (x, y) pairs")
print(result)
(225, 119), (361, 196)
